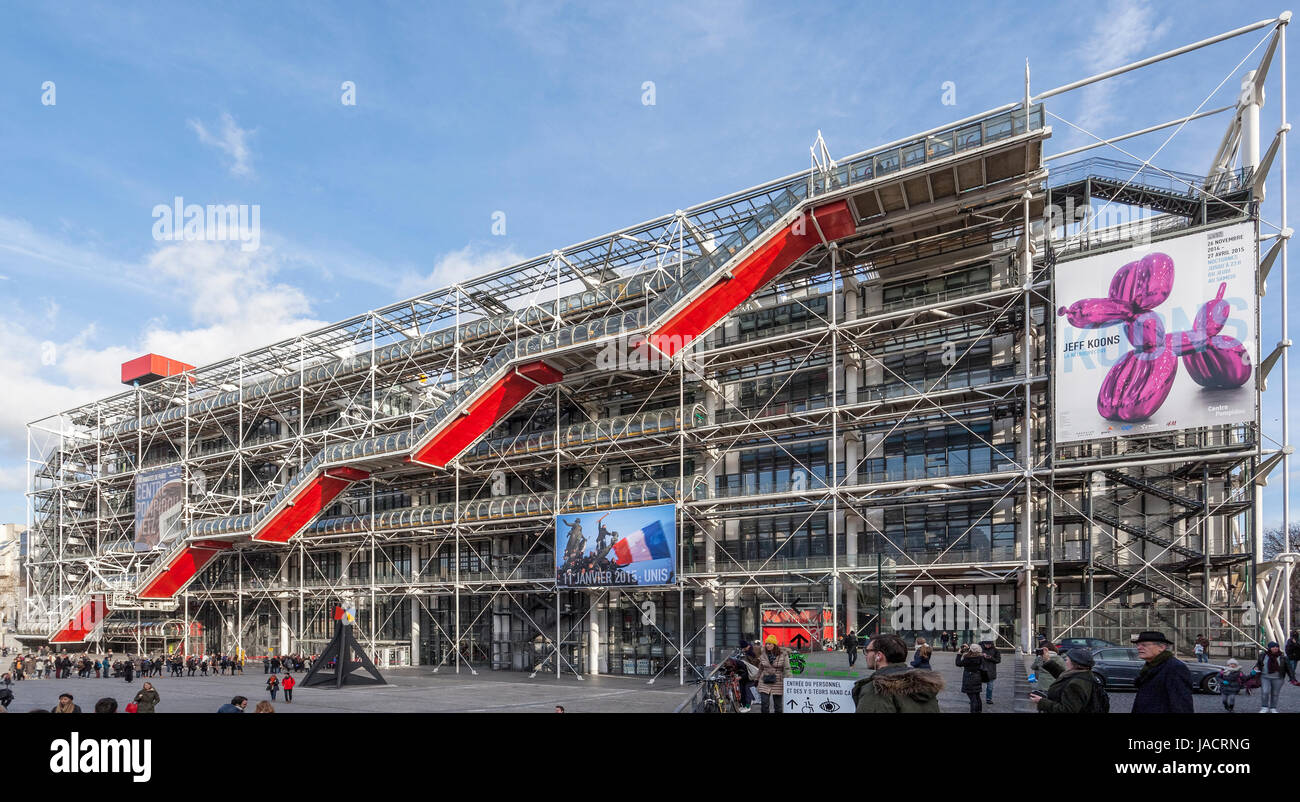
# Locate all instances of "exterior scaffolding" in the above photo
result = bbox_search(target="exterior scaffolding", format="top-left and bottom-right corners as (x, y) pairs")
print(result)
(20, 14), (1292, 679)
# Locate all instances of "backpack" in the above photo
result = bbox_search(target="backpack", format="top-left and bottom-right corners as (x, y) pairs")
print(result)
(1084, 673), (1110, 713)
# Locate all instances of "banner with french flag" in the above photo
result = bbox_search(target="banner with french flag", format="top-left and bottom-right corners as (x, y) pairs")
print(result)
(609, 520), (671, 566)
(555, 503), (677, 588)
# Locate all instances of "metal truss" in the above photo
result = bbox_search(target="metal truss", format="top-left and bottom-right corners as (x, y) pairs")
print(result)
(21, 14), (1292, 679)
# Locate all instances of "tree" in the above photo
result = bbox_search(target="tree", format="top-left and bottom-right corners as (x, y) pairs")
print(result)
(1263, 524), (1300, 631)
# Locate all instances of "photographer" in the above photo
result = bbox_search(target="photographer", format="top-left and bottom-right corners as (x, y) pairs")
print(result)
(1028, 647), (1108, 713)
(1030, 644), (1060, 694)
(956, 643), (987, 713)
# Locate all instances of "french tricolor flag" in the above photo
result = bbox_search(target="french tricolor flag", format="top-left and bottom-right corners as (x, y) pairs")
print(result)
(608, 520), (672, 566)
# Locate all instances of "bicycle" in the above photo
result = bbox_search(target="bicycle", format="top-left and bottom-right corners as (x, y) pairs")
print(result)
(695, 651), (748, 713)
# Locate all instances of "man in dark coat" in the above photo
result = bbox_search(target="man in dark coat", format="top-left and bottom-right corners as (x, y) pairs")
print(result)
(979, 639), (1001, 706)
(1131, 631), (1193, 713)
(842, 630), (859, 667)
(1285, 631), (1300, 665)
(1030, 648), (1107, 713)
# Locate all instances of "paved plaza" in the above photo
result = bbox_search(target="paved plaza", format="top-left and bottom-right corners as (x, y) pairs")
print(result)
(1, 665), (697, 714)
(9, 647), (1295, 713)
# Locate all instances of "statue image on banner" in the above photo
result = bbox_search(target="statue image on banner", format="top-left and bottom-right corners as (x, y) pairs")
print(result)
(556, 504), (676, 588)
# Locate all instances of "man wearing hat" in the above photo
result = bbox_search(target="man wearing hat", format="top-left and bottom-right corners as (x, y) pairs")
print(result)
(1028, 647), (1107, 713)
(1130, 631), (1192, 714)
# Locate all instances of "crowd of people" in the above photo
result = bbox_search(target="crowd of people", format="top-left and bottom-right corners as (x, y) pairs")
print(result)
(0, 645), (316, 714)
(708, 626), (1300, 715)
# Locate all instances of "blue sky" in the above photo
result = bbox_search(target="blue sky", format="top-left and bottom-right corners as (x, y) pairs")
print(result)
(0, 0), (1294, 529)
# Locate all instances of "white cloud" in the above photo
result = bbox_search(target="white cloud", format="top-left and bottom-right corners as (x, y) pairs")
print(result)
(0, 238), (328, 521)
(1073, 0), (1172, 137)
(188, 112), (256, 178)
(396, 243), (526, 299)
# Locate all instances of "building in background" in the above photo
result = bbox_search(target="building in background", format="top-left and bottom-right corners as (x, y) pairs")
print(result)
(18, 16), (1292, 678)
(0, 523), (27, 651)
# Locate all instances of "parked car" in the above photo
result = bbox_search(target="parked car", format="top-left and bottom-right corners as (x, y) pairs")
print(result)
(1054, 637), (1118, 653)
(1091, 646), (1224, 693)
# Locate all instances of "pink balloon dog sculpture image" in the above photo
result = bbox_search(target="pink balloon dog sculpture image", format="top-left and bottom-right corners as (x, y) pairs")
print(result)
(1057, 252), (1251, 423)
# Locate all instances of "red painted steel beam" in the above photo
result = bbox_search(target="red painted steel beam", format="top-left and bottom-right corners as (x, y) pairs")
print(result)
(137, 541), (234, 599)
(411, 360), (564, 468)
(50, 594), (108, 643)
(252, 469), (371, 544)
(650, 201), (856, 357)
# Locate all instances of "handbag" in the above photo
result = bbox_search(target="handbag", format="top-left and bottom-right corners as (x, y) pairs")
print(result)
(762, 673), (777, 684)
(125, 702), (139, 713)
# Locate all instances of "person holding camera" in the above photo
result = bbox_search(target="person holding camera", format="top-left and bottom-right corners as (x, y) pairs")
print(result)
(956, 643), (987, 713)
(1028, 647), (1108, 713)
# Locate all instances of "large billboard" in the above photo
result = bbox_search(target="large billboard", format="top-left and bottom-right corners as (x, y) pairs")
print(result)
(134, 465), (185, 551)
(556, 504), (676, 588)
(1054, 222), (1256, 444)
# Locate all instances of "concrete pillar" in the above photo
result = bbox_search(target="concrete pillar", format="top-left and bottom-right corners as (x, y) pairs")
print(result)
(703, 520), (718, 665)
(843, 435), (860, 492)
(1019, 567), (1034, 655)
(492, 595), (507, 670)
(410, 597), (421, 666)
(596, 599), (608, 673)
(704, 383), (722, 424)
(843, 284), (859, 321)
(278, 555), (291, 655)
(845, 514), (860, 633)
(587, 591), (600, 675)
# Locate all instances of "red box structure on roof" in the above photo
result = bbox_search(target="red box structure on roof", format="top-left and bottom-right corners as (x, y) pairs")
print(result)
(121, 354), (195, 385)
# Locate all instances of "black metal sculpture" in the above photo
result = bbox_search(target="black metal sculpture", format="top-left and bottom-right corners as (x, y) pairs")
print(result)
(300, 610), (386, 688)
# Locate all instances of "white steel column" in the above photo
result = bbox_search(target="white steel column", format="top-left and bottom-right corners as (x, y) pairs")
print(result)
(279, 554), (291, 655)
(843, 279), (860, 634)
(587, 591), (600, 675)
(1278, 14), (1292, 636)
(704, 384), (722, 666)
(703, 520), (717, 665)
(410, 596), (421, 666)
(1019, 68), (1035, 655)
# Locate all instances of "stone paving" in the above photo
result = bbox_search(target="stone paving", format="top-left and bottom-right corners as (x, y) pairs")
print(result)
(0, 665), (696, 713)
(11, 647), (1282, 713)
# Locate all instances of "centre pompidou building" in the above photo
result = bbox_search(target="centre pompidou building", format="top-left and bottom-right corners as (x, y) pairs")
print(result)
(21, 14), (1292, 680)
